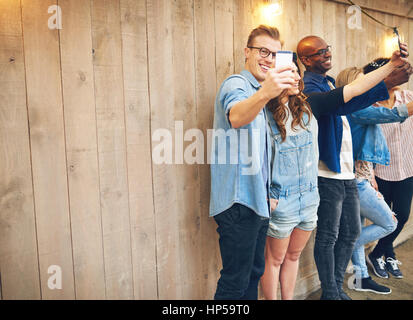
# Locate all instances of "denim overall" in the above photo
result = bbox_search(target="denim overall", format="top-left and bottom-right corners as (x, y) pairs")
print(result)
(266, 109), (319, 239)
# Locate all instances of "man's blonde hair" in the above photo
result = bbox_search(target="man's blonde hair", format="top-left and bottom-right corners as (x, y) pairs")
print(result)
(247, 25), (283, 47)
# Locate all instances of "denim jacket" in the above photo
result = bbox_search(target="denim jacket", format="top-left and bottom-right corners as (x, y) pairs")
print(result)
(209, 70), (271, 218)
(347, 104), (409, 165)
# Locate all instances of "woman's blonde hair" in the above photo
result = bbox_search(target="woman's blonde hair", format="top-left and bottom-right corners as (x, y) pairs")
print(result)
(336, 67), (363, 87)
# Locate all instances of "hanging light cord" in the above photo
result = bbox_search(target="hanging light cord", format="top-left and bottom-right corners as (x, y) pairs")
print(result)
(346, 0), (396, 30)
(346, 0), (405, 56)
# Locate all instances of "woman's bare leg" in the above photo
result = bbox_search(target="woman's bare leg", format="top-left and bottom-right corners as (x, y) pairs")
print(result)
(279, 228), (313, 300)
(261, 236), (290, 300)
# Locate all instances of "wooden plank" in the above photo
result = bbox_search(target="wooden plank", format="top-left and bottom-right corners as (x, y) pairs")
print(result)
(324, 1), (338, 77)
(345, 0), (366, 71)
(21, 0), (75, 299)
(334, 2), (347, 77)
(283, 0), (298, 52)
(58, 0), (106, 300)
(91, 0), (134, 300)
(297, 0), (313, 40)
(147, 0), (180, 299)
(374, 12), (388, 58)
(0, 0), (41, 300)
(364, 7), (378, 63)
(194, 0), (220, 299)
(234, 0), (253, 74)
(311, 0), (324, 36)
(147, 0), (203, 299)
(172, 0), (203, 298)
(119, 0), (157, 299)
(215, 0), (235, 90)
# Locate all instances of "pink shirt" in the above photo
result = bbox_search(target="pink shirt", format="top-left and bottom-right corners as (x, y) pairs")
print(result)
(375, 89), (413, 182)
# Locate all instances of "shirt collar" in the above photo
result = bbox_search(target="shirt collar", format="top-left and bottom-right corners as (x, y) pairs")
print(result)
(241, 69), (261, 89)
(304, 70), (335, 84)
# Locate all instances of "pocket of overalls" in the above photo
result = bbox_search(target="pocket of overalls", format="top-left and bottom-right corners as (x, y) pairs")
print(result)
(279, 148), (297, 176)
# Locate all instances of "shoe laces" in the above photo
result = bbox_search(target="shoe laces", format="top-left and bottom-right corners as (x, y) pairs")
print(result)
(377, 257), (386, 270)
(386, 257), (402, 270)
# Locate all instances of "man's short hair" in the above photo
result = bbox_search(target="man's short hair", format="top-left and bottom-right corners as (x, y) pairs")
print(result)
(247, 25), (283, 47)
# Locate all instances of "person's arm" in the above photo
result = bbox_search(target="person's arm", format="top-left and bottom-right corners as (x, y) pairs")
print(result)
(307, 81), (389, 119)
(306, 87), (344, 119)
(228, 65), (295, 129)
(349, 103), (412, 125)
(342, 44), (409, 103)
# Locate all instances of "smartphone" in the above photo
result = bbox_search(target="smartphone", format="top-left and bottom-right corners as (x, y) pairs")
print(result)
(275, 50), (293, 69)
(394, 28), (406, 58)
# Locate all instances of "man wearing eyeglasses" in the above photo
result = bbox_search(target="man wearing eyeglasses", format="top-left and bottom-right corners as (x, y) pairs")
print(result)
(210, 25), (295, 300)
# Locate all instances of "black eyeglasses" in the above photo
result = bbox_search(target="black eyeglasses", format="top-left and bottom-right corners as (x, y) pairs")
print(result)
(247, 46), (277, 59)
(305, 46), (332, 58)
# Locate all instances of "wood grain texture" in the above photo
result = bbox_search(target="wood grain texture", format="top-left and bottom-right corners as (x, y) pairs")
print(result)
(91, 0), (133, 300)
(120, 0), (158, 300)
(0, 0), (40, 300)
(21, 0), (75, 299)
(1, 0), (413, 300)
(59, 0), (106, 300)
(146, 0), (180, 299)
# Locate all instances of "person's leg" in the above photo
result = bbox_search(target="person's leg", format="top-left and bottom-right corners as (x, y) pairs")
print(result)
(241, 216), (270, 300)
(351, 179), (397, 279)
(214, 203), (269, 300)
(351, 216), (369, 279)
(334, 179), (361, 296)
(370, 177), (394, 259)
(261, 236), (290, 300)
(379, 176), (413, 260)
(314, 177), (344, 300)
(279, 228), (313, 300)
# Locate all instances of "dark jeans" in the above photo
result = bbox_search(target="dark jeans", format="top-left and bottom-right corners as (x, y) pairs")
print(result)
(314, 177), (361, 299)
(214, 203), (269, 300)
(371, 176), (413, 259)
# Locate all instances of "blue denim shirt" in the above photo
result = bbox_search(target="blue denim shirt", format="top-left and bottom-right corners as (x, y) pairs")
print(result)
(303, 71), (389, 173)
(347, 104), (409, 165)
(209, 70), (271, 218)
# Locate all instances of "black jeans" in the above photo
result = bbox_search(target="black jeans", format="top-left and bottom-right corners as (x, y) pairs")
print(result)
(213, 203), (269, 300)
(370, 176), (413, 259)
(314, 177), (361, 299)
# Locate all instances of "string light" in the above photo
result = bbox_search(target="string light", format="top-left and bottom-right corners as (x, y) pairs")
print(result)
(267, 0), (283, 16)
(263, 0), (283, 17)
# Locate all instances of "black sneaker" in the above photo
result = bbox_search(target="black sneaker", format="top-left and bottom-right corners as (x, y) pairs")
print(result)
(366, 253), (389, 279)
(353, 277), (392, 295)
(386, 257), (403, 279)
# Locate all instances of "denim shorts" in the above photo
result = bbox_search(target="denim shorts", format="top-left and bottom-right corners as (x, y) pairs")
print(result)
(267, 190), (319, 239)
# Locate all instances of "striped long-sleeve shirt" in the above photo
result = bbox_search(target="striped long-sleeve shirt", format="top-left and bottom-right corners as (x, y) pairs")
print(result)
(375, 89), (413, 182)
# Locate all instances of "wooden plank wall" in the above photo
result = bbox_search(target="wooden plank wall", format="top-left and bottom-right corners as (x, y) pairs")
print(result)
(1, 0), (413, 300)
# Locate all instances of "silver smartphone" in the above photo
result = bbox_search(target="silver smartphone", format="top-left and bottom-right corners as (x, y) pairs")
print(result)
(275, 50), (293, 69)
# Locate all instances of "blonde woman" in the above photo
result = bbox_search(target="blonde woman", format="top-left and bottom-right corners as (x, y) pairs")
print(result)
(336, 64), (413, 293)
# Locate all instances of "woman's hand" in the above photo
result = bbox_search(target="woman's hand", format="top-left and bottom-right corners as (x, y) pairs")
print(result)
(270, 198), (279, 212)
